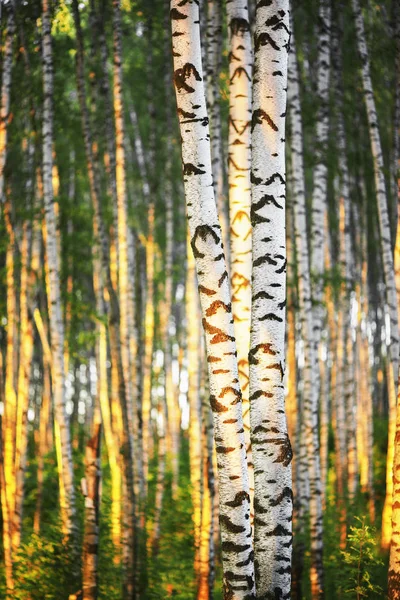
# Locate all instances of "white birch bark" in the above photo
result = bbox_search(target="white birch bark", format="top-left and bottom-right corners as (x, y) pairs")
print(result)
(310, 0), (331, 359)
(42, 0), (76, 536)
(288, 9), (324, 595)
(250, 2), (292, 597)
(226, 0), (254, 516)
(170, 3), (255, 597)
(206, 0), (229, 256)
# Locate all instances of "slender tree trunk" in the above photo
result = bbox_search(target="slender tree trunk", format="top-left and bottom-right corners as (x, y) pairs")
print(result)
(82, 422), (102, 600)
(226, 0), (254, 518)
(171, 3), (255, 598)
(288, 10), (324, 595)
(0, 3), (14, 205)
(310, 0), (331, 362)
(206, 0), (229, 256)
(42, 0), (77, 537)
(186, 231), (203, 583)
(2, 201), (16, 595)
(250, 3), (292, 597)
(112, 2), (137, 594)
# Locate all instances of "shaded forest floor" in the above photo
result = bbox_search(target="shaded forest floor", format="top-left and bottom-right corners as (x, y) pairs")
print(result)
(0, 422), (391, 599)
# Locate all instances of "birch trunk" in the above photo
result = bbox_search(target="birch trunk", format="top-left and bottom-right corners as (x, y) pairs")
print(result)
(310, 0), (331, 359)
(288, 10), (324, 595)
(72, 0), (123, 557)
(171, 3), (255, 597)
(0, 3), (14, 205)
(250, 3), (292, 597)
(187, 231), (203, 581)
(226, 0), (254, 517)
(42, 0), (76, 536)
(112, 1), (137, 593)
(207, 0), (229, 256)
(82, 423), (102, 600)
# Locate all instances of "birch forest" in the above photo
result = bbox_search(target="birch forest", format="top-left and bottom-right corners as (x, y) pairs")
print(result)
(0, 0), (399, 598)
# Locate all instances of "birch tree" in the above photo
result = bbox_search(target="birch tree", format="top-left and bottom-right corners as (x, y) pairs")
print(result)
(250, 2), (292, 597)
(170, 3), (255, 597)
(42, 0), (77, 537)
(226, 0), (253, 512)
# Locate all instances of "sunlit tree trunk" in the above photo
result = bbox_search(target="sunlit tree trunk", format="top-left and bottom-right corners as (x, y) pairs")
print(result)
(226, 0), (253, 517)
(171, 3), (255, 597)
(72, 0), (123, 558)
(0, 3), (14, 205)
(42, 0), (77, 537)
(288, 10), (324, 595)
(206, 0), (229, 256)
(2, 200), (17, 595)
(112, 1), (137, 594)
(186, 231), (203, 583)
(82, 421), (102, 600)
(250, 2), (292, 597)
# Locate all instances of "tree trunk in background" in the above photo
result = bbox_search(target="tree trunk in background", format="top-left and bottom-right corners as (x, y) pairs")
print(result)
(0, 3), (14, 205)
(288, 9), (324, 595)
(42, 0), (77, 537)
(2, 201), (17, 595)
(82, 422), (102, 600)
(250, 2), (292, 597)
(186, 231), (203, 585)
(207, 0), (229, 256)
(351, 0), (399, 550)
(226, 0), (254, 518)
(112, 1), (137, 594)
(171, 3), (255, 597)
(310, 0), (331, 365)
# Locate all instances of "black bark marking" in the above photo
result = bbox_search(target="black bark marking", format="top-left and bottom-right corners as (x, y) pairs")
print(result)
(252, 290), (274, 301)
(253, 254), (277, 267)
(219, 387), (242, 404)
(198, 284), (216, 296)
(251, 109), (278, 132)
(191, 224), (220, 258)
(225, 490), (250, 507)
(217, 446), (236, 454)
(207, 355), (221, 362)
(218, 270), (229, 287)
(259, 313), (283, 322)
(273, 435), (292, 467)
(254, 32), (280, 52)
(269, 487), (293, 507)
(264, 172), (285, 186)
(249, 390), (273, 400)
(210, 394), (228, 413)
(170, 8), (187, 20)
(221, 541), (251, 553)
(202, 318), (235, 344)
(177, 107), (195, 118)
(183, 162), (205, 176)
(275, 258), (287, 274)
(174, 63), (202, 93)
(206, 300), (232, 316)
(220, 515), (246, 534)
(230, 17), (250, 35)
(249, 344), (276, 365)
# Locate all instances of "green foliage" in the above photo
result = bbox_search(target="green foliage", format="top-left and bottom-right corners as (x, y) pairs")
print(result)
(12, 530), (80, 600)
(340, 518), (384, 599)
